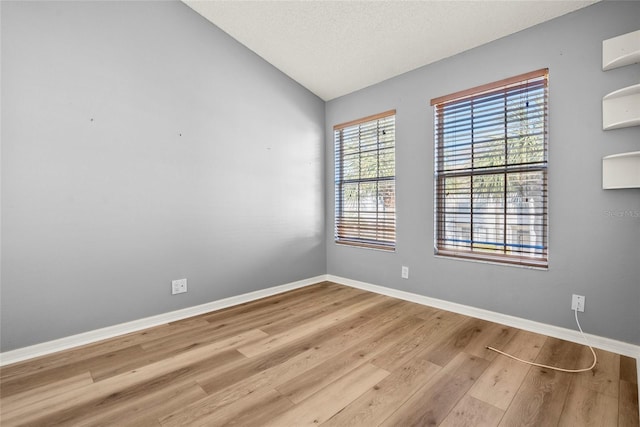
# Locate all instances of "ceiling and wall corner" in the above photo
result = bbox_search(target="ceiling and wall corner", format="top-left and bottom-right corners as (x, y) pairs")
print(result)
(323, 0), (640, 346)
(183, 0), (598, 101)
(2, 0), (638, 360)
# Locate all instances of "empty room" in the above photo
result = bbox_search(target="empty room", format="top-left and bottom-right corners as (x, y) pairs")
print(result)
(1, 0), (639, 425)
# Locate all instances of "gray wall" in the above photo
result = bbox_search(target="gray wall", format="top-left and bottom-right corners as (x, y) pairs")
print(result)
(1, 1), (326, 352)
(326, 1), (640, 345)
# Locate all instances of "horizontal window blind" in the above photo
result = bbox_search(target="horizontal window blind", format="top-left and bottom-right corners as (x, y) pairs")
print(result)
(432, 69), (548, 267)
(334, 110), (396, 250)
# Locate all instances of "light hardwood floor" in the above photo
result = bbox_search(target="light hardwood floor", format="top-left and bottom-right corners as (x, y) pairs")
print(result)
(1, 282), (638, 426)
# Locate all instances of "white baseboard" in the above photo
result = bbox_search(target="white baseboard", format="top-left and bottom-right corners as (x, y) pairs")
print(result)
(0, 275), (325, 366)
(328, 274), (640, 361)
(3, 273), (638, 373)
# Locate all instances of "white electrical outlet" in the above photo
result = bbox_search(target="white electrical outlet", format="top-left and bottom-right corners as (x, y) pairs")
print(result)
(571, 294), (585, 312)
(401, 266), (409, 279)
(172, 278), (187, 295)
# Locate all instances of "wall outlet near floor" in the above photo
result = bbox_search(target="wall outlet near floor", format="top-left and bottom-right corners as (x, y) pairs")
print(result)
(571, 294), (585, 312)
(172, 278), (187, 295)
(401, 266), (409, 279)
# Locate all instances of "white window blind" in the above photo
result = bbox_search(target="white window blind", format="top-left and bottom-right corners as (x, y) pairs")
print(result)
(432, 69), (548, 268)
(334, 110), (396, 251)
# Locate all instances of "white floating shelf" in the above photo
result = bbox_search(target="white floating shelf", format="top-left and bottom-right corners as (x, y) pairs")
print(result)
(603, 151), (640, 189)
(602, 84), (640, 130)
(603, 29), (640, 71)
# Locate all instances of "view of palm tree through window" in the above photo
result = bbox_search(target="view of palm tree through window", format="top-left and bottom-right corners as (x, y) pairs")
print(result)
(334, 111), (396, 250)
(432, 70), (548, 267)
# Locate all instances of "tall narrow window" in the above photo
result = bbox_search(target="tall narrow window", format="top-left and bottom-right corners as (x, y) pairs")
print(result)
(432, 69), (548, 268)
(334, 110), (396, 251)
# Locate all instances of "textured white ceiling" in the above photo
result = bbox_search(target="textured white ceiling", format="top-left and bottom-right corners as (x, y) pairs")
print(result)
(184, 0), (597, 101)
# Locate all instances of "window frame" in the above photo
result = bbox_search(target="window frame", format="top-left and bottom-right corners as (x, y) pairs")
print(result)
(334, 110), (396, 251)
(431, 69), (549, 268)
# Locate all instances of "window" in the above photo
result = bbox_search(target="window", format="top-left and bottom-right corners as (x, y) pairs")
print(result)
(334, 110), (396, 251)
(432, 69), (548, 268)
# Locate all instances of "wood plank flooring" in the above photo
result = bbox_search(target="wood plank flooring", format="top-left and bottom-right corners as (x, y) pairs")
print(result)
(1, 282), (638, 426)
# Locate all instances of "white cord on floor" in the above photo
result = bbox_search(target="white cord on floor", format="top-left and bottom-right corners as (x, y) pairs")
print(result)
(486, 308), (597, 373)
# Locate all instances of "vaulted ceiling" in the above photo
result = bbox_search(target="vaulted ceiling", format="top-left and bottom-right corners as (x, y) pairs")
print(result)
(184, 1), (597, 100)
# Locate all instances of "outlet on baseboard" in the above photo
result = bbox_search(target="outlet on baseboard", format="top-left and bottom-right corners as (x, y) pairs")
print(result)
(172, 278), (187, 295)
(571, 294), (585, 312)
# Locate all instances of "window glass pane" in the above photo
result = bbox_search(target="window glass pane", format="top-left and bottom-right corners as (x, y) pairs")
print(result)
(506, 171), (546, 256)
(441, 176), (471, 249)
(342, 153), (360, 180)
